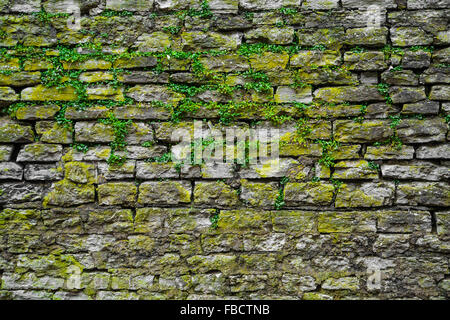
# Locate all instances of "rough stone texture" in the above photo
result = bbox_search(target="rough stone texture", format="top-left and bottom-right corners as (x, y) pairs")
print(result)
(0, 0), (449, 301)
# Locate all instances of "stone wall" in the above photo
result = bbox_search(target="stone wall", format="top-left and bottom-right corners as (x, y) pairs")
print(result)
(0, 0), (449, 300)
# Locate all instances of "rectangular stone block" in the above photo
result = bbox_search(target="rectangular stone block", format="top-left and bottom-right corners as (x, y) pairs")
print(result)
(21, 85), (77, 101)
(105, 0), (154, 12)
(98, 182), (137, 206)
(284, 182), (334, 206)
(136, 162), (179, 179)
(17, 143), (62, 162)
(24, 164), (63, 181)
(335, 182), (395, 208)
(377, 211), (431, 233)
(318, 211), (377, 233)
(240, 180), (278, 208)
(396, 182), (450, 207)
(0, 145), (13, 161)
(333, 160), (379, 180)
(74, 122), (115, 143)
(217, 209), (272, 233)
(272, 211), (316, 234)
(334, 120), (393, 143)
(314, 86), (384, 104)
(396, 118), (447, 143)
(381, 161), (450, 181)
(194, 181), (239, 207)
(0, 162), (22, 180)
(138, 181), (191, 205)
(365, 145), (414, 160)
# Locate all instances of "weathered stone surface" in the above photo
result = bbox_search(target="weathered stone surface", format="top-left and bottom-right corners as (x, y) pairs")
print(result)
(284, 182), (334, 206)
(0, 118), (34, 143)
(382, 69), (419, 86)
(318, 211), (376, 233)
(0, 145), (13, 161)
(314, 86), (384, 103)
(181, 32), (242, 51)
(345, 52), (387, 71)
(36, 121), (73, 144)
(335, 182), (395, 208)
(381, 161), (450, 181)
(249, 52), (289, 71)
(113, 56), (157, 69)
(429, 85), (450, 100)
(209, 0), (239, 12)
(136, 162), (179, 179)
(342, 0), (396, 8)
(126, 85), (184, 104)
(105, 0), (154, 11)
(389, 86), (426, 104)
(218, 209), (271, 233)
(377, 210), (431, 233)
(240, 180), (278, 208)
(98, 161), (135, 180)
(24, 164), (63, 181)
(396, 118), (447, 143)
(86, 86), (124, 101)
(239, 0), (297, 10)
(402, 100), (440, 115)
(322, 277), (360, 291)
(74, 122), (115, 143)
(396, 182), (450, 206)
(334, 120), (393, 143)
(407, 0), (448, 9)
(291, 51), (340, 68)
(135, 32), (172, 52)
(62, 60), (112, 71)
(98, 183), (137, 206)
(194, 181), (239, 207)
(43, 180), (95, 207)
(297, 28), (345, 48)
(0, 1), (448, 300)
(435, 211), (449, 240)
(373, 234), (411, 258)
(0, 182), (44, 204)
(21, 85), (77, 101)
(15, 105), (60, 120)
(1, 0), (41, 13)
(17, 144), (62, 162)
(365, 145), (414, 160)
(122, 71), (170, 85)
(200, 54), (249, 73)
(391, 27), (433, 46)
(303, 0), (339, 9)
(433, 47), (450, 64)
(333, 160), (379, 180)
(272, 210), (316, 234)
(65, 162), (97, 184)
(0, 72), (41, 86)
(420, 67), (450, 84)
(416, 144), (450, 159)
(245, 26), (294, 45)
(281, 274), (316, 292)
(201, 163), (234, 179)
(345, 28), (388, 46)
(138, 181), (191, 205)
(240, 158), (310, 180)
(0, 162), (22, 180)
(295, 68), (358, 86)
(402, 50), (431, 69)
(274, 86), (312, 103)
